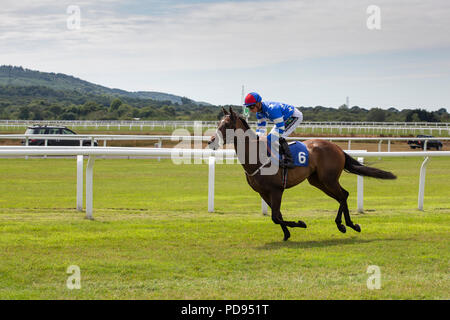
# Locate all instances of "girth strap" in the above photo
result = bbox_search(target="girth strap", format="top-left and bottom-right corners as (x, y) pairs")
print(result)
(282, 167), (288, 189)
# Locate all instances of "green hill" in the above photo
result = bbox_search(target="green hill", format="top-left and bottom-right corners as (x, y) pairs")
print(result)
(0, 65), (447, 122)
(0, 65), (209, 105)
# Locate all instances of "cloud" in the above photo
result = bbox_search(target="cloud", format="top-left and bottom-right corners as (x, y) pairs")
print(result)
(1, 0), (450, 72)
(0, 0), (449, 107)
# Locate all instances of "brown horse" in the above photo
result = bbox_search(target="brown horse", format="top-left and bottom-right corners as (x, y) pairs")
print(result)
(208, 107), (396, 241)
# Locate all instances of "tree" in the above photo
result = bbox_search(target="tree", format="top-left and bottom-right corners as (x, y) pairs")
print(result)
(49, 105), (63, 116)
(436, 108), (447, 115)
(61, 112), (77, 120)
(181, 97), (193, 105)
(32, 109), (44, 120)
(117, 104), (133, 118)
(80, 101), (101, 116)
(162, 105), (175, 116)
(367, 108), (386, 122)
(18, 106), (30, 119)
(110, 98), (122, 111)
(406, 109), (438, 122)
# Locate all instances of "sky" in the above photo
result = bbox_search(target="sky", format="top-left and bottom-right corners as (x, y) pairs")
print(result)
(1, 0), (450, 110)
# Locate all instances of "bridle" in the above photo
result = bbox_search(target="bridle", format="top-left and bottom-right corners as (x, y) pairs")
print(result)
(223, 116), (271, 177)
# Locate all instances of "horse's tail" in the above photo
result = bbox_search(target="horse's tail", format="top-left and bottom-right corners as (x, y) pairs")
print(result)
(344, 152), (397, 180)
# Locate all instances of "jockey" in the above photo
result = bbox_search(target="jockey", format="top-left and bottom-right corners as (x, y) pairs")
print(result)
(244, 92), (303, 168)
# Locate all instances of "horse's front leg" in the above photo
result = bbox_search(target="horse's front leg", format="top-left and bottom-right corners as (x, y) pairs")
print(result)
(268, 189), (308, 241)
(261, 191), (290, 241)
(270, 190), (306, 241)
(266, 190), (291, 241)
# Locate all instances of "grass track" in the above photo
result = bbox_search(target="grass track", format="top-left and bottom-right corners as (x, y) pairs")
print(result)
(2, 125), (449, 137)
(0, 157), (449, 299)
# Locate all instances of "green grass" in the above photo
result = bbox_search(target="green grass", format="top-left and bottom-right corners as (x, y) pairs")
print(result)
(1, 125), (449, 137)
(0, 157), (449, 299)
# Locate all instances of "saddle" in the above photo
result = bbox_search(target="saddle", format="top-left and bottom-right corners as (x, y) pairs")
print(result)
(266, 140), (309, 167)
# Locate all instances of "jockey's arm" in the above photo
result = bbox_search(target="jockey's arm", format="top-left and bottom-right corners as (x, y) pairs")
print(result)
(256, 113), (268, 136)
(271, 107), (285, 139)
(264, 106), (285, 155)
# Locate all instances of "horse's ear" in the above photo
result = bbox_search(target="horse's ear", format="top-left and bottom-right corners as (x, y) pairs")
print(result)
(230, 107), (236, 116)
(221, 107), (229, 115)
(229, 107), (236, 119)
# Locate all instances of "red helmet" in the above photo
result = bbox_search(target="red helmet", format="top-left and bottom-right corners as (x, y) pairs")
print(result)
(244, 92), (262, 106)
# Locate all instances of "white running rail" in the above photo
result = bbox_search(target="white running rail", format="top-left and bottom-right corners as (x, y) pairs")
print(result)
(1, 134), (449, 152)
(0, 146), (448, 218)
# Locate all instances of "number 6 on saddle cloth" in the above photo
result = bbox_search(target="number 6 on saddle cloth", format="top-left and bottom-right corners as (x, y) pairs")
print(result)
(266, 134), (309, 167)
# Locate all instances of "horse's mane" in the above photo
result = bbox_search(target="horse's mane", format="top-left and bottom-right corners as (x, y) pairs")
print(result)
(236, 114), (258, 141)
(237, 114), (251, 130)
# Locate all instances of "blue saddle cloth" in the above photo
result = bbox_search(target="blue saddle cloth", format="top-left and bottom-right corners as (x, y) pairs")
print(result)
(288, 141), (309, 167)
(266, 136), (309, 167)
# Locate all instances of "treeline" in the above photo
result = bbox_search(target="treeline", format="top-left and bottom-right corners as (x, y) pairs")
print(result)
(299, 105), (449, 123)
(0, 85), (219, 121)
(0, 65), (192, 104)
(0, 85), (448, 122)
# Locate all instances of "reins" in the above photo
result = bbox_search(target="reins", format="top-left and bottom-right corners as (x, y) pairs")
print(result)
(243, 159), (272, 177)
(225, 112), (287, 188)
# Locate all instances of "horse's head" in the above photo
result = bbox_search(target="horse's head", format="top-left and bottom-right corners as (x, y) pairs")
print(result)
(208, 107), (240, 150)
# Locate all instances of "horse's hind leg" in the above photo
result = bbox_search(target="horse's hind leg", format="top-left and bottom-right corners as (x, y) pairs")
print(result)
(325, 182), (361, 233)
(339, 187), (361, 232)
(308, 173), (347, 233)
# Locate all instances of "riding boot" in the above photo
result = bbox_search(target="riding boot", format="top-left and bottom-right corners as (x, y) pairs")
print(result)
(279, 137), (296, 168)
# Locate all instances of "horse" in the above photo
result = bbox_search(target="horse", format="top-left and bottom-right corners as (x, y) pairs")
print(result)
(208, 107), (396, 241)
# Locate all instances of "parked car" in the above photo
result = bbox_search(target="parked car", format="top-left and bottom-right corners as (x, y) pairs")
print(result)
(22, 126), (98, 146)
(407, 135), (443, 150)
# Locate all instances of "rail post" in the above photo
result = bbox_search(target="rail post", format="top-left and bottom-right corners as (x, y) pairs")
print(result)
(208, 156), (215, 212)
(357, 157), (364, 213)
(86, 155), (95, 220)
(378, 140), (382, 160)
(25, 137), (29, 160)
(76, 155), (83, 211)
(418, 157), (429, 211)
(158, 139), (162, 161)
(261, 199), (269, 216)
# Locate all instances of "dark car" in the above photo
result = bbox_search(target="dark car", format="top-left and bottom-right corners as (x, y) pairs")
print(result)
(23, 126), (98, 146)
(407, 135), (443, 150)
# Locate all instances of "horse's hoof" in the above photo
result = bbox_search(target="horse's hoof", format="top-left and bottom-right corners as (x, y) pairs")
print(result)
(337, 224), (346, 233)
(283, 233), (291, 241)
(353, 224), (361, 232)
(297, 220), (307, 228)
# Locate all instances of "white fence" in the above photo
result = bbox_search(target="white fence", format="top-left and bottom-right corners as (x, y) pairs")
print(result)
(1, 119), (449, 127)
(1, 134), (449, 152)
(1, 120), (449, 135)
(0, 146), (449, 219)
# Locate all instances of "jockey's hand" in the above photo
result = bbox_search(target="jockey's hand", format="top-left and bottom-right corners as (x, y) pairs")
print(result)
(257, 134), (267, 141)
